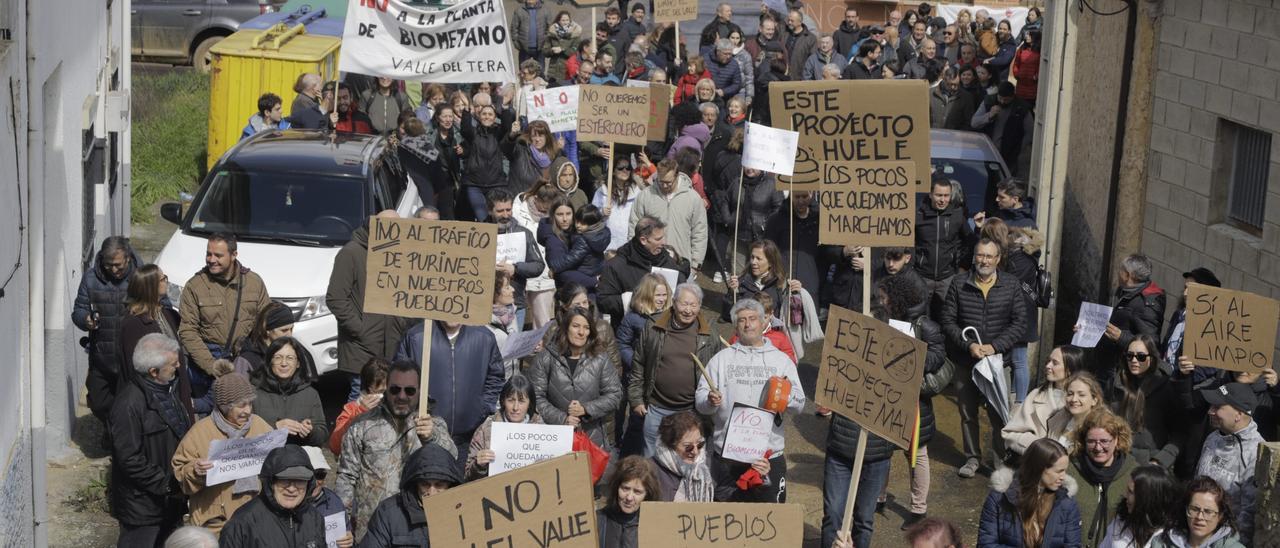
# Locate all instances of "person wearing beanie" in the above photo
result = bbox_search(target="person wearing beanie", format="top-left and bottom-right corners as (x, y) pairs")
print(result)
(302, 445), (349, 539)
(220, 445), (351, 547)
(1196, 383), (1262, 541)
(233, 301), (296, 376)
(359, 444), (462, 548)
(171, 373), (273, 534)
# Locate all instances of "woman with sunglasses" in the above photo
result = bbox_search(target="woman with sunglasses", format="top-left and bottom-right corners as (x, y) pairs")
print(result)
(1149, 477), (1247, 548)
(592, 153), (648, 254)
(651, 410), (755, 502)
(250, 337), (329, 446)
(1068, 409), (1138, 548)
(118, 264), (194, 419)
(1106, 334), (1180, 468)
(464, 376), (545, 481)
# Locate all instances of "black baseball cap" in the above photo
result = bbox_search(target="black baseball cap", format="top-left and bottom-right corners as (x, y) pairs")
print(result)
(1201, 383), (1257, 414)
(1182, 267), (1222, 287)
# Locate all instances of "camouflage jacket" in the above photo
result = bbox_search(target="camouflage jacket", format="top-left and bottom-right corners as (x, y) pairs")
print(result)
(334, 404), (456, 542)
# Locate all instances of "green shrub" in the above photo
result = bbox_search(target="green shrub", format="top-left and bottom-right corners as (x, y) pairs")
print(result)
(131, 69), (209, 223)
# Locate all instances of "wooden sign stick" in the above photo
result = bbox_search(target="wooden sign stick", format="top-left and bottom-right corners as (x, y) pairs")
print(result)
(839, 259), (874, 535)
(732, 164), (745, 304)
(674, 21), (681, 62)
(604, 142), (615, 209)
(690, 352), (718, 393)
(418, 320), (432, 418)
(590, 8), (598, 53)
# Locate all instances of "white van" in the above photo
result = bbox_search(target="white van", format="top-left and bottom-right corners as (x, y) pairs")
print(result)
(155, 129), (422, 374)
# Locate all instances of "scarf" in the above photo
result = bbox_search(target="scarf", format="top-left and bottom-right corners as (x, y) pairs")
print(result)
(1074, 452), (1128, 545)
(527, 196), (548, 220)
(554, 22), (572, 39)
(627, 238), (667, 268)
(212, 409), (260, 494)
(492, 303), (516, 328)
(653, 443), (715, 502)
(529, 144), (552, 169)
(141, 377), (191, 439)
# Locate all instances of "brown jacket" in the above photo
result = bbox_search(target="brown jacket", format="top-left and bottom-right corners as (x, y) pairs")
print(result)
(178, 263), (270, 375)
(171, 414), (273, 533)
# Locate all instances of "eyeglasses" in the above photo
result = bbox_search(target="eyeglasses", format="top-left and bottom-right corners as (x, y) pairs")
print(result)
(1124, 352), (1150, 361)
(388, 385), (418, 396)
(1186, 505), (1220, 519)
(271, 355), (299, 364)
(945, 31), (955, 35)
(1085, 438), (1115, 447)
(679, 440), (706, 452)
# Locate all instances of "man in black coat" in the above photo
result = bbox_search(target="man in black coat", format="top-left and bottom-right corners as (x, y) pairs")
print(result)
(73, 235), (145, 421)
(1094, 254), (1166, 386)
(940, 238), (1026, 479)
(597, 216), (691, 328)
(914, 178), (972, 313)
(220, 445), (344, 548)
(360, 444), (461, 548)
(109, 334), (191, 548)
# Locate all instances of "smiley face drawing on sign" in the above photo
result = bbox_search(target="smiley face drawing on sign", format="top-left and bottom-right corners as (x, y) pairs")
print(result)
(881, 335), (919, 384)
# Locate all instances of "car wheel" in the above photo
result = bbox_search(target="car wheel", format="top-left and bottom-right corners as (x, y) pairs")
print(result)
(193, 35), (223, 73)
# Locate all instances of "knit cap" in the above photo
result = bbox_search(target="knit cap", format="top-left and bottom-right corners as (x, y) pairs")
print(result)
(213, 373), (255, 408)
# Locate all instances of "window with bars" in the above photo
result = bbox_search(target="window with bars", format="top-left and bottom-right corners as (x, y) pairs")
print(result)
(1224, 122), (1270, 234)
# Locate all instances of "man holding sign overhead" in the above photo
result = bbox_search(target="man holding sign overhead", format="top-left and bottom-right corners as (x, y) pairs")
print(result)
(696, 298), (805, 503)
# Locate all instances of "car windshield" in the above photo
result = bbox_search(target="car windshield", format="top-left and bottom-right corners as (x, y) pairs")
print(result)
(185, 168), (365, 246)
(931, 159), (1005, 215)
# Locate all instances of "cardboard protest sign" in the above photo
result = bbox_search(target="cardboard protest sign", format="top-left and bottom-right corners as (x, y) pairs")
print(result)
(647, 83), (673, 141)
(340, 0), (517, 83)
(490, 422), (575, 475)
(816, 160), (916, 247)
(206, 429), (288, 486)
(1184, 283), (1280, 372)
(424, 453), (597, 547)
(577, 85), (650, 145)
(526, 86), (579, 133)
(721, 404), (774, 463)
(639, 502), (803, 546)
(654, 0), (699, 23)
(496, 231), (527, 264)
(742, 122), (800, 176)
(817, 305), (926, 450)
(1071, 302), (1114, 348)
(363, 218), (497, 325)
(768, 80), (931, 191)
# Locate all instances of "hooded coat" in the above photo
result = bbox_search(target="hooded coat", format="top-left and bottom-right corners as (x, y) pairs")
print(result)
(360, 444), (463, 548)
(219, 445), (327, 548)
(978, 466), (1082, 548)
(327, 225), (413, 375)
(629, 172), (709, 269)
(695, 342), (806, 456)
(542, 20), (583, 82)
(551, 157), (589, 210)
(666, 123), (711, 160)
(73, 246), (147, 418)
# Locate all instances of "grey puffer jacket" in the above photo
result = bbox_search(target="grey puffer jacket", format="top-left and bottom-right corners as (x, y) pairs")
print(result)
(527, 344), (623, 450)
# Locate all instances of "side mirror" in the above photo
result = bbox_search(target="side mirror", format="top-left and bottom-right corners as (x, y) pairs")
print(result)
(160, 203), (183, 225)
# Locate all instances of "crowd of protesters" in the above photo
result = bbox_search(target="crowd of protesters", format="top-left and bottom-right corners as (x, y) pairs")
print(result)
(74, 1), (1279, 547)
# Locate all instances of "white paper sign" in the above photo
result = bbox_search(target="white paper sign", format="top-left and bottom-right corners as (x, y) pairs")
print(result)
(526, 85), (580, 133)
(500, 321), (553, 361)
(206, 429), (289, 486)
(722, 404), (774, 463)
(650, 266), (679, 293)
(625, 79), (651, 88)
(490, 422), (574, 474)
(1072, 302), (1114, 348)
(496, 231), (528, 264)
(340, 0), (517, 83)
(324, 512), (346, 548)
(889, 319), (915, 337)
(742, 122), (800, 177)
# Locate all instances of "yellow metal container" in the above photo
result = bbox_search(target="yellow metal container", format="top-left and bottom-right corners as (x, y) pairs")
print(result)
(206, 24), (341, 167)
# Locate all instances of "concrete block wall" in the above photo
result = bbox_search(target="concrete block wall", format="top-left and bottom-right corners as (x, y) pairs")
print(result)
(1143, 0), (1280, 353)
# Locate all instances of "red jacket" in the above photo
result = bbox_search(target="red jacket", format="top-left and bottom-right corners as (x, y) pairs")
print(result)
(674, 70), (712, 105)
(1011, 47), (1040, 101)
(729, 326), (797, 363)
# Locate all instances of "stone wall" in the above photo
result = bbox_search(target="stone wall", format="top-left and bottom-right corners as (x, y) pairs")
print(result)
(1142, 0), (1280, 358)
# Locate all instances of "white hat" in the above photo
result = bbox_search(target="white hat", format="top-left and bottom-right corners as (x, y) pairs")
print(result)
(302, 446), (331, 471)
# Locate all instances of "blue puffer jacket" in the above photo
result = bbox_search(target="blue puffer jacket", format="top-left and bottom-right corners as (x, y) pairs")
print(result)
(537, 219), (611, 292)
(394, 323), (505, 436)
(978, 466), (1083, 548)
(705, 55), (743, 98)
(615, 311), (653, 381)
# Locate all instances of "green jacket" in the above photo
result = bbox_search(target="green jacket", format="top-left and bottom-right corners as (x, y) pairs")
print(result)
(1069, 453), (1138, 548)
